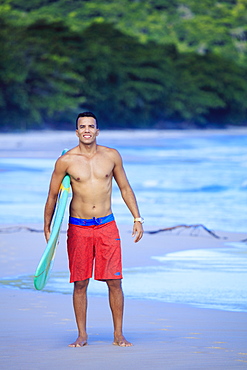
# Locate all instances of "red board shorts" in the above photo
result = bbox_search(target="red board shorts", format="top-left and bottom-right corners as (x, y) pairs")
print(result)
(67, 214), (122, 282)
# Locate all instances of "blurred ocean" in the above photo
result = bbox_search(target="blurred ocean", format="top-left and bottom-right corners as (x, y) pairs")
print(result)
(0, 130), (246, 312)
(0, 130), (246, 232)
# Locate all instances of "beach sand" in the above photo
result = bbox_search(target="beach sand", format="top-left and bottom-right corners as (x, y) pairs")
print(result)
(1, 225), (247, 370)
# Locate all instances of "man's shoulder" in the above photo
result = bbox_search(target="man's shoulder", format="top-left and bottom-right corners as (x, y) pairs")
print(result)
(97, 145), (121, 158)
(58, 146), (79, 159)
(98, 145), (119, 153)
(66, 146), (79, 155)
(55, 147), (78, 165)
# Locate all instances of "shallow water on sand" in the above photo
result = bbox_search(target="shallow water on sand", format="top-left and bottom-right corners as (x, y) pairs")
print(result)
(1, 242), (246, 312)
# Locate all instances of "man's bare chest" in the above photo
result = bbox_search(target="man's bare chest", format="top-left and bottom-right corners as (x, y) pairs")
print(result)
(68, 156), (114, 183)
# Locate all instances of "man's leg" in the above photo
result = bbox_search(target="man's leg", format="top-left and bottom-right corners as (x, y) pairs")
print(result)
(106, 279), (132, 347)
(68, 279), (89, 347)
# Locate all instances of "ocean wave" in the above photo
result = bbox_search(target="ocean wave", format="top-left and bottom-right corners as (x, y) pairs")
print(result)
(240, 180), (247, 189)
(140, 183), (229, 193)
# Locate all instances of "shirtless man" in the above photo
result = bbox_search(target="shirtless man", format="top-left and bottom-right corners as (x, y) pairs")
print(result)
(44, 112), (144, 347)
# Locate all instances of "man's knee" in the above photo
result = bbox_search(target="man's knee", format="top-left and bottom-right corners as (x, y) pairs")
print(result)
(74, 279), (89, 293)
(106, 279), (122, 291)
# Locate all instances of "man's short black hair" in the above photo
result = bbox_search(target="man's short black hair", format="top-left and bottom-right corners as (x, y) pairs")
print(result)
(76, 112), (98, 129)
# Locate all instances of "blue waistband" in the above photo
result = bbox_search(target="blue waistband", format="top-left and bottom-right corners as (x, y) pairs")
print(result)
(69, 213), (114, 226)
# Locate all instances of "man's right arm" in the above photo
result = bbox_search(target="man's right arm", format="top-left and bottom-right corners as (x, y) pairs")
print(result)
(44, 157), (68, 242)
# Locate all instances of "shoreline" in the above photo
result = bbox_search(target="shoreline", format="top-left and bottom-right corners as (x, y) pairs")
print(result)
(1, 223), (246, 272)
(1, 224), (247, 369)
(0, 127), (247, 158)
(0, 223), (246, 305)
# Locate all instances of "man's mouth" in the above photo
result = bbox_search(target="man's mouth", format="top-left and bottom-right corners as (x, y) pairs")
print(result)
(83, 135), (91, 139)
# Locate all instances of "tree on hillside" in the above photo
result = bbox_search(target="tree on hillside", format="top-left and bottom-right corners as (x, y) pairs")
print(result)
(0, 18), (84, 129)
(3, 0), (247, 65)
(0, 15), (246, 129)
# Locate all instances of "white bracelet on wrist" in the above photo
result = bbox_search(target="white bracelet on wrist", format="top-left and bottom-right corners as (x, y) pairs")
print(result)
(134, 217), (144, 224)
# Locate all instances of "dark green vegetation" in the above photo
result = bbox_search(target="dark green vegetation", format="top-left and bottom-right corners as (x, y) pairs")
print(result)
(0, 0), (247, 130)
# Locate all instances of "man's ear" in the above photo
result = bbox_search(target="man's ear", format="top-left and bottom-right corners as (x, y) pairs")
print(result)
(96, 129), (100, 136)
(75, 129), (79, 137)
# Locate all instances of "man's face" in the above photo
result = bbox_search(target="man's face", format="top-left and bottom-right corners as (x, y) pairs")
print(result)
(76, 117), (99, 144)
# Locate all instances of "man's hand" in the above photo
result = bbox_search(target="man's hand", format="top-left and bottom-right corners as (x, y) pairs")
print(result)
(132, 222), (144, 243)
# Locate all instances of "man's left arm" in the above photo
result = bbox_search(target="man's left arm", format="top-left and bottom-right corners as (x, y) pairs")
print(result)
(112, 150), (143, 243)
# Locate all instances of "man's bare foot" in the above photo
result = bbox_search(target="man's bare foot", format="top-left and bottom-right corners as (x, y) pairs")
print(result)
(113, 334), (133, 347)
(68, 336), (88, 347)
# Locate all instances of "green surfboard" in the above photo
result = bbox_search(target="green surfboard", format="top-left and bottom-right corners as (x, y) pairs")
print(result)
(34, 149), (70, 290)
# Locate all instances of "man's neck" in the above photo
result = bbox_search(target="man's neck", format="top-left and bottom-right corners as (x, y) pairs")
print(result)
(78, 141), (98, 156)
